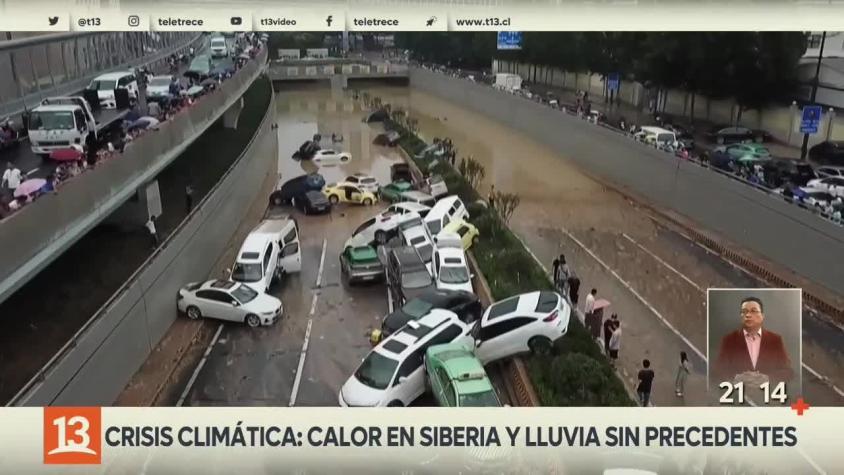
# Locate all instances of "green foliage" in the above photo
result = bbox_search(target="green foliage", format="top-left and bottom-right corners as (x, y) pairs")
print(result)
(395, 32), (497, 70)
(528, 353), (635, 406)
(491, 191), (520, 225)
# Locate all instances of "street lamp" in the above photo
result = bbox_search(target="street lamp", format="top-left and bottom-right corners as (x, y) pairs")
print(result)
(801, 31), (826, 160)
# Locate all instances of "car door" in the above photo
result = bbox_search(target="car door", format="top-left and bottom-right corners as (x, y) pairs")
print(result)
(262, 242), (274, 288)
(428, 365), (447, 406)
(349, 185), (363, 203)
(431, 250), (441, 283)
(391, 347), (425, 405)
(195, 290), (239, 322)
(474, 317), (536, 363)
(279, 225), (302, 273)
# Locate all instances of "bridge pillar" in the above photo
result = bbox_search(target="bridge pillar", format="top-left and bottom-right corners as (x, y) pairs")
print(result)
(104, 180), (163, 232)
(330, 75), (348, 93)
(223, 97), (244, 129)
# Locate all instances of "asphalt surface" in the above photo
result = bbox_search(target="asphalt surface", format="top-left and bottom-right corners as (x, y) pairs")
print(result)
(0, 36), (263, 404)
(182, 88), (447, 407)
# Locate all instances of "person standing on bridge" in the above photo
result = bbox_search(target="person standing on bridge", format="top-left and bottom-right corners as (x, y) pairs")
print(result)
(2, 162), (22, 193)
(146, 215), (159, 248)
(674, 351), (691, 397)
(584, 288), (597, 320)
(637, 359), (655, 407)
(608, 320), (621, 367)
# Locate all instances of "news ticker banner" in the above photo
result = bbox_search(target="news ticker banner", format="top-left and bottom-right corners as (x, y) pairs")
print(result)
(3, 4), (844, 31)
(0, 407), (836, 473)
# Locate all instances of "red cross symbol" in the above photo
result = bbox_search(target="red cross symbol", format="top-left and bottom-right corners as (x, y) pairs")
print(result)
(791, 397), (810, 416)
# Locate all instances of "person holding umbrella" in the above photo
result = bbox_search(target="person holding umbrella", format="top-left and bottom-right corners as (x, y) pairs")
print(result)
(589, 297), (611, 340)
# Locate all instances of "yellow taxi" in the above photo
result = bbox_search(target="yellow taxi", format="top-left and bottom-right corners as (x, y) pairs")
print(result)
(322, 182), (378, 206)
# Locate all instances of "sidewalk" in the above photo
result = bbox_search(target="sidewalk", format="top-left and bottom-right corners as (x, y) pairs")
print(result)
(525, 82), (802, 160)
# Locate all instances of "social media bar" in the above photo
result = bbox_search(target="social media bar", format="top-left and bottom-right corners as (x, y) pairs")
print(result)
(347, 10), (447, 31)
(71, 13), (150, 32)
(254, 10), (345, 31)
(151, 13), (253, 32)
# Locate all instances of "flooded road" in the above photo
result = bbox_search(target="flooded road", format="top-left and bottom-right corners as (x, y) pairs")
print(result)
(367, 85), (844, 407)
(182, 82), (843, 409)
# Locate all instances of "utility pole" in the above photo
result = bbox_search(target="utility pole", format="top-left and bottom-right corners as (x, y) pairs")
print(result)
(801, 31), (826, 160)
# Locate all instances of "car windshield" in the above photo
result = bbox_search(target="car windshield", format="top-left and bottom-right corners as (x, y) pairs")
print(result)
(403, 269), (433, 289)
(231, 263), (262, 283)
(230, 284), (259, 304)
(426, 220), (442, 235)
(29, 111), (74, 130)
(354, 351), (398, 390)
(459, 390), (500, 407)
(211, 39), (226, 46)
(401, 298), (434, 318)
(439, 265), (470, 284)
(416, 243), (434, 262)
(89, 79), (117, 90)
(149, 77), (171, 86)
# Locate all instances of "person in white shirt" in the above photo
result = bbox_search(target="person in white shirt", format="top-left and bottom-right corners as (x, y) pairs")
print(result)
(2, 162), (22, 191)
(584, 288), (597, 316)
(145, 215), (159, 248)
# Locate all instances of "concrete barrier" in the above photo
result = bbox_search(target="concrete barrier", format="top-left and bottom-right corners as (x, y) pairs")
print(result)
(7, 78), (277, 406)
(409, 67), (844, 306)
(0, 48), (268, 305)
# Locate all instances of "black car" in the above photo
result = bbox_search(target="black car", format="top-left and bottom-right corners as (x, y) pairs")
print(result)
(293, 190), (331, 214)
(808, 141), (844, 165)
(381, 288), (483, 338)
(292, 140), (320, 160)
(663, 123), (695, 150)
(385, 246), (434, 306)
(764, 159), (818, 188)
(706, 125), (770, 145)
(209, 58), (236, 77)
(269, 173), (326, 206)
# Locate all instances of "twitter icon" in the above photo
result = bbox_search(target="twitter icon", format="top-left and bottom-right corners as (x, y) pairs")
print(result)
(48, 16), (59, 26)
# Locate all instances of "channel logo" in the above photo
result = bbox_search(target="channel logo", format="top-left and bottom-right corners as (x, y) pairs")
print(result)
(43, 407), (102, 465)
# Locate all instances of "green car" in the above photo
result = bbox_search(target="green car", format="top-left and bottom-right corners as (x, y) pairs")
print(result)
(425, 343), (501, 407)
(379, 181), (413, 203)
(715, 143), (771, 160)
(340, 246), (384, 284)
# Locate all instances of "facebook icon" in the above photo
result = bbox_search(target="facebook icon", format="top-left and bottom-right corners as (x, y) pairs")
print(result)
(326, 15), (333, 27)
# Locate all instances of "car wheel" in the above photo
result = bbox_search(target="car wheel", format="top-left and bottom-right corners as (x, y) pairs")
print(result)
(340, 155), (350, 162)
(528, 336), (552, 355)
(375, 230), (387, 244)
(716, 137), (724, 145)
(329, 195), (339, 204)
(245, 314), (261, 328)
(363, 198), (373, 206)
(387, 400), (404, 407)
(186, 305), (202, 320)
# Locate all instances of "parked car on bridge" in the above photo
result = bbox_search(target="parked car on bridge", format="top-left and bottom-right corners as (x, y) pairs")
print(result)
(210, 36), (229, 58)
(713, 143), (771, 160)
(185, 55), (214, 81)
(146, 75), (176, 98)
(177, 280), (282, 328)
(88, 71), (138, 109)
(806, 176), (844, 198)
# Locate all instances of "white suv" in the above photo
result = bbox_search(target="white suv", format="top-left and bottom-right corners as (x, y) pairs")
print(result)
(339, 309), (474, 407)
(473, 291), (570, 363)
(344, 211), (420, 249)
(400, 219), (436, 274)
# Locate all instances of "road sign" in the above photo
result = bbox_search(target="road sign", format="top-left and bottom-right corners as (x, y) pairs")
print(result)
(607, 73), (620, 92)
(800, 105), (822, 134)
(496, 32), (522, 50)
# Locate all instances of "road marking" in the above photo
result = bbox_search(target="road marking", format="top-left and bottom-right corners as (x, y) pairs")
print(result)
(176, 323), (224, 407)
(25, 167), (39, 177)
(621, 233), (703, 292)
(561, 228), (707, 361)
(289, 318), (313, 407)
(627, 231), (844, 400)
(316, 238), (327, 287)
(289, 238), (327, 406)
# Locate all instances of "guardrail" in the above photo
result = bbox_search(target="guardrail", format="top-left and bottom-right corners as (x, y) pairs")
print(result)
(7, 68), (275, 406)
(0, 47), (268, 305)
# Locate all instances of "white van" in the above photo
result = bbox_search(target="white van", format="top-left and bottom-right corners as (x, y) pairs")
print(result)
(231, 217), (302, 293)
(637, 126), (677, 148)
(210, 36), (229, 58)
(424, 195), (469, 236)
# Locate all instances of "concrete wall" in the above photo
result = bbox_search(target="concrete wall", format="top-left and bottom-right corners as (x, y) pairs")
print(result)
(8, 81), (278, 407)
(494, 60), (844, 145)
(409, 67), (844, 298)
(0, 48), (268, 306)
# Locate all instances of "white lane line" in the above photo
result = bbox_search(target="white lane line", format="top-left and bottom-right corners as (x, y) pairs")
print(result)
(289, 238), (327, 406)
(621, 233), (703, 292)
(626, 232), (844, 400)
(562, 228), (707, 362)
(288, 317), (313, 407)
(316, 238), (327, 288)
(26, 167), (39, 177)
(176, 323), (224, 407)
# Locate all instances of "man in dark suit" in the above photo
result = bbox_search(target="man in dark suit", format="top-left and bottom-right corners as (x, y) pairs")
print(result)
(714, 296), (794, 383)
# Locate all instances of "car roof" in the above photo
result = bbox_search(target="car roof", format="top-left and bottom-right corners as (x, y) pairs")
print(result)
(378, 309), (459, 358)
(202, 279), (237, 291)
(33, 105), (76, 112)
(93, 71), (133, 80)
(402, 190), (434, 199)
(403, 224), (431, 241)
(427, 343), (492, 394)
(393, 202), (430, 212)
(443, 218), (473, 231)
(239, 233), (273, 259)
(392, 245), (425, 265)
(484, 291), (561, 322)
(437, 246), (466, 263)
(349, 246), (378, 261)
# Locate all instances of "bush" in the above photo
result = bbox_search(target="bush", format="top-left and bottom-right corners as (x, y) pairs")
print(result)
(380, 102), (633, 406)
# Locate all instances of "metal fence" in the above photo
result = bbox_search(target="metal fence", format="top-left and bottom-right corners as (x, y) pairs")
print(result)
(0, 31), (201, 118)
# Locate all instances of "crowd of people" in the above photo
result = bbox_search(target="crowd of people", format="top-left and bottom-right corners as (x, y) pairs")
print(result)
(0, 37), (264, 221)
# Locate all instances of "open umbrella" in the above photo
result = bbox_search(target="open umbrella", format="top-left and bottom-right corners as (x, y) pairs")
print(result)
(14, 178), (46, 197)
(593, 298), (612, 311)
(186, 85), (204, 97)
(127, 117), (160, 132)
(238, 52), (250, 60)
(49, 148), (83, 162)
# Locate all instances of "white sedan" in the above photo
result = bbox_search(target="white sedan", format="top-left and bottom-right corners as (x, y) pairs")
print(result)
(344, 173), (379, 194)
(432, 246), (474, 293)
(177, 279), (282, 327)
(312, 149), (351, 165)
(806, 177), (844, 198)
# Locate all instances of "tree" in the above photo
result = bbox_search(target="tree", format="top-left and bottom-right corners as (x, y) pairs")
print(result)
(462, 157), (486, 190)
(491, 191), (520, 224)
